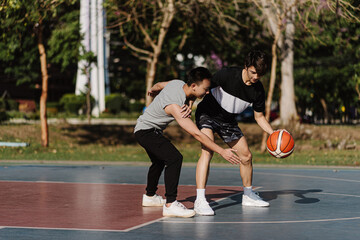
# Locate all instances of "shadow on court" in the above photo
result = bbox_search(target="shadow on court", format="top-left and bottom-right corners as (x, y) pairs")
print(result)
(0, 165), (359, 240)
(180, 188), (242, 204)
(212, 189), (322, 211)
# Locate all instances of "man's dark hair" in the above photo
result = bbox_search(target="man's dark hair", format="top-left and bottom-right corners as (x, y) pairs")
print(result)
(186, 67), (212, 86)
(244, 50), (269, 76)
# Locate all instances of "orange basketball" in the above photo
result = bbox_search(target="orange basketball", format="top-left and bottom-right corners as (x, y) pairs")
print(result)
(267, 130), (295, 158)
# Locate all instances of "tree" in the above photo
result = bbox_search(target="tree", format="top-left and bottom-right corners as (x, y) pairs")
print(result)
(106, 0), (248, 106)
(294, 4), (360, 124)
(106, 0), (176, 106)
(251, 0), (360, 151)
(78, 50), (97, 124)
(1, 0), (77, 147)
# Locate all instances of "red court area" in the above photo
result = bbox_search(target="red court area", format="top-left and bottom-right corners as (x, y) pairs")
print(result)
(0, 181), (243, 231)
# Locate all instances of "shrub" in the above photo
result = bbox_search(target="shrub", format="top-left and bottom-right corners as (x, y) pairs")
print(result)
(0, 111), (9, 122)
(47, 102), (59, 115)
(6, 99), (18, 111)
(105, 93), (129, 114)
(59, 94), (87, 115)
(0, 99), (5, 111)
(129, 100), (145, 113)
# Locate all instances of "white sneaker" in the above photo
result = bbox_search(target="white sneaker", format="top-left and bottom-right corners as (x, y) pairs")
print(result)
(242, 192), (270, 207)
(194, 199), (215, 216)
(163, 201), (196, 218)
(142, 194), (166, 207)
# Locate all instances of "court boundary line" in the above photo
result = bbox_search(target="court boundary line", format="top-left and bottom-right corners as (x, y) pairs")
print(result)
(161, 191), (360, 225)
(254, 171), (360, 183)
(161, 216), (360, 224)
(0, 182), (246, 233)
(0, 226), (132, 233)
(122, 186), (248, 232)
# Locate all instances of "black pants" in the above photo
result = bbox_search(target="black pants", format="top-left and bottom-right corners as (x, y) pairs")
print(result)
(135, 128), (183, 203)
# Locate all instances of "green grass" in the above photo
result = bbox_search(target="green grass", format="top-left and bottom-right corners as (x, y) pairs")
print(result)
(1, 141), (359, 167)
(0, 123), (359, 167)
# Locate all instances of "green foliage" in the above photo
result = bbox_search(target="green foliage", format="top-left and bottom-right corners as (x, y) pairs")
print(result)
(105, 93), (130, 113)
(129, 100), (145, 113)
(0, 99), (6, 111)
(6, 99), (19, 111)
(0, 99), (18, 111)
(48, 9), (81, 71)
(0, 111), (9, 122)
(293, 7), (360, 122)
(59, 93), (88, 115)
(0, 0), (79, 87)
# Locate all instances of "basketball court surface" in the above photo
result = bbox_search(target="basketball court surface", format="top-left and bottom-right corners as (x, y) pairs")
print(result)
(0, 164), (359, 240)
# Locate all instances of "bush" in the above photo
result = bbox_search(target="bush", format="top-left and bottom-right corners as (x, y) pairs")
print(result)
(47, 102), (59, 115)
(129, 101), (145, 113)
(6, 99), (18, 111)
(0, 111), (9, 122)
(0, 99), (5, 111)
(105, 93), (129, 114)
(59, 94), (87, 115)
(47, 102), (59, 108)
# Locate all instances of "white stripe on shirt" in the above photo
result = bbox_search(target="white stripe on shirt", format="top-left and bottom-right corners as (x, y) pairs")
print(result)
(211, 86), (252, 114)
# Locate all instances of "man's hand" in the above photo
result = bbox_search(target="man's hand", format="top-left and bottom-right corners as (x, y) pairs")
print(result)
(219, 149), (241, 165)
(180, 100), (194, 118)
(147, 82), (169, 98)
(180, 104), (192, 118)
(147, 89), (159, 98)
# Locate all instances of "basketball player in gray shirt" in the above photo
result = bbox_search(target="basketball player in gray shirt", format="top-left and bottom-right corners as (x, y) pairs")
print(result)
(134, 67), (241, 218)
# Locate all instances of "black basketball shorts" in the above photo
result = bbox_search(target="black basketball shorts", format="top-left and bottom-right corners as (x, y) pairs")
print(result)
(196, 113), (244, 143)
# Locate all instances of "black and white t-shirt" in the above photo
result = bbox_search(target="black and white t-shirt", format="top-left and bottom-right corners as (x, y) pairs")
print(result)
(196, 66), (265, 122)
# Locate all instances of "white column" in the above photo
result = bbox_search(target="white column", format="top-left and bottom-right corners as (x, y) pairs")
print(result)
(75, 0), (108, 117)
(75, 0), (90, 95)
(90, 0), (99, 116)
(97, 0), (105, 113)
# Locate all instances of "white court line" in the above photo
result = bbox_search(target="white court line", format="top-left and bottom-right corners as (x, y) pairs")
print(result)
(0, 217), (166, 233)
(121, 217), (167, 232)
(123, 190), (249, 232)
(0, 180), (148, 186)
(161, 216), (360, 224)
(161, 191), (360, 225)
(0, 226), (129, 232)
(255, 172), (360, 183)
(316, 192), (360, 198)
(0, 189), (245, 233)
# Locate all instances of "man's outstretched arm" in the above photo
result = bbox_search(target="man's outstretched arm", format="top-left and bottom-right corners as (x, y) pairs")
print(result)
(148, 81), (169, 97)
(254, 111), (274, 135)
(165, 104), (241, 165)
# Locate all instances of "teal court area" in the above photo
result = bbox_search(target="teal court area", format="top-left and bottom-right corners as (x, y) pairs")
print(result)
(0, 164), (359, 240)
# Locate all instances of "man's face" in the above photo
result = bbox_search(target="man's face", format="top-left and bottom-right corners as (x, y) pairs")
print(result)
(192, 79), (211, 99)
(245, 66), (262, 85)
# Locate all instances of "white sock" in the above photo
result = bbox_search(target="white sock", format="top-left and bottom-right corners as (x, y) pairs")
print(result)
(196, 189), (206, 200)
(244, 186), (253, 196)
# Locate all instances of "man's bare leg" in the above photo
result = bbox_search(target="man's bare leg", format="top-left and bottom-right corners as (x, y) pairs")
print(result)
(227, 136), (253, 187)
(195, 128), (216, 215)
(227, 137), (269, 207)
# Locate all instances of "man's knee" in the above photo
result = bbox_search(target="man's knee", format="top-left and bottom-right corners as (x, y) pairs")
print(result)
(167, 152), (183, 166)
(201, 149), (214, 159)
(241, 152), (252, 165)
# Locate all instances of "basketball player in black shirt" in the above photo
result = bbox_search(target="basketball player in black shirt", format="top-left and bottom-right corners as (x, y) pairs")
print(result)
(194, 50), (275, 215)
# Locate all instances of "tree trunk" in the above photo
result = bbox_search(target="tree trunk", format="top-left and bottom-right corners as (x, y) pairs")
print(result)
(144, 0), (175, 106)
(145, 55), (159, 106)
(37, 22), (49, 147)
(279, 2), (297, 126)
(260, 21), (282, 152)
(319, 98), (328, 124)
